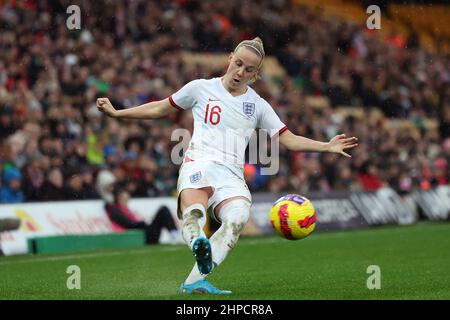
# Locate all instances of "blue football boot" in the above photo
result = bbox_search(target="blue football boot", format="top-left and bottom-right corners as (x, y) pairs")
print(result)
(179, 279), (232, 295)
(192, 237), (213, 275)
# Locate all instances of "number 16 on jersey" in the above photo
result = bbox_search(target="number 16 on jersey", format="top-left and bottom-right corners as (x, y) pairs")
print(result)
(204, 104), (222, 125)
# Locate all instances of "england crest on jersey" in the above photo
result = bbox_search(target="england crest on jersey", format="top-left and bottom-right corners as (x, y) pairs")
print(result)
(189, 171), (202, 183)
(243, 102), (255, 117)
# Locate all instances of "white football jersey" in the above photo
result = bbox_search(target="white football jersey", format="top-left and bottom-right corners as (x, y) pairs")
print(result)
(169, 77), (287, 178)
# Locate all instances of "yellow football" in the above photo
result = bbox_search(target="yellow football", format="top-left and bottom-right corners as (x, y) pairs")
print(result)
(269, 194), (316, 240)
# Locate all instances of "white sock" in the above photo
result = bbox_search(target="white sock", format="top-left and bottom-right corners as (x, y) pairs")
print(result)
(209, 200), (250, 267)
(181, 203), (206, 250)
(185, 263), (207, 285)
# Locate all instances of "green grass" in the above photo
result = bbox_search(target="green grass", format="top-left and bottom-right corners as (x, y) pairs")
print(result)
(0, 221), (449, 299)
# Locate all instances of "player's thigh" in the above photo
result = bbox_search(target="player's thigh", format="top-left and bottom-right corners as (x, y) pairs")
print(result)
(179, 187), (213, 213)
(214, 196), (251, 221)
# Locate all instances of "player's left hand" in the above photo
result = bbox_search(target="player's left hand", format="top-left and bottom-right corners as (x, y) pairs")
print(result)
(327, 134), (358, 158)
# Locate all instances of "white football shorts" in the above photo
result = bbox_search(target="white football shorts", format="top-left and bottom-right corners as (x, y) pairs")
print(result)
(176, 160), (252, 222)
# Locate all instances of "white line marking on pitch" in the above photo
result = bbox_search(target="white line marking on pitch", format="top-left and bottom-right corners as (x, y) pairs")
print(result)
(0, 246), (183, 266)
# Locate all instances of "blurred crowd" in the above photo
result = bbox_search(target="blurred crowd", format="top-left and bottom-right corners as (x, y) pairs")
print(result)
(0, 0), (449, 204)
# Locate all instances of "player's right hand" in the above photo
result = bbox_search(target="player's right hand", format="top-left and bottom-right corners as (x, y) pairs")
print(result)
(96, 97), (117, 117)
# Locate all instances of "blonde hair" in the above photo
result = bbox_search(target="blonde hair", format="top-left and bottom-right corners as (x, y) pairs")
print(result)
(233, 37), (265, 82)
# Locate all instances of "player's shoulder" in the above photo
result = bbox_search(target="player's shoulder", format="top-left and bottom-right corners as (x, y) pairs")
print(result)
(182, 78), (218, 93)
(185, 78), (205, 87)
(189, 77), (217, 86)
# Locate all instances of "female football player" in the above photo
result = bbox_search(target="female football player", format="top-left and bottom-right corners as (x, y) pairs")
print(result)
(96, 37), (358, 294)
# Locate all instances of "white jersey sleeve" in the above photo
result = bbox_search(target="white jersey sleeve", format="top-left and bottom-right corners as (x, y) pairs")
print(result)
(257, 98), (288, 138)
(169, 79), (202, 110)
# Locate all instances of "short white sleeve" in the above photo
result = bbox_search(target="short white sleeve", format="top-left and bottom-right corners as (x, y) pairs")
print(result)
(257, 98), (287, 138)
(169, 79), (201, 110)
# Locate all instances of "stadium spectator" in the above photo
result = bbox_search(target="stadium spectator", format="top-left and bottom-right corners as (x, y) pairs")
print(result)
(0, 167), (24, 203)
(358, 161), (384, 191)
(65, 170), (98, 200)
(21, 155), (45, 201)
(79, 168), (99, 199)
(40, 167), (65, 201)
(95, 169), (117, 205)
(105, 187), (180, 245)
(134, 170), (161, 198)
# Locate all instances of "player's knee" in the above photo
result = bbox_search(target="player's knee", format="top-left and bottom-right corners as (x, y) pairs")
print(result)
(182, 203), (207, 230)
(182, 203), (205, 220)
(219, 199), (251, 234)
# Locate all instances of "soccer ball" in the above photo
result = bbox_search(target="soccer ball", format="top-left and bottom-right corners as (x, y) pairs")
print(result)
(269, 194), (316, 240)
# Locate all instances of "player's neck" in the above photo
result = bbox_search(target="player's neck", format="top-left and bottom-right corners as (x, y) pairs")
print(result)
(220, 76), (248, 97)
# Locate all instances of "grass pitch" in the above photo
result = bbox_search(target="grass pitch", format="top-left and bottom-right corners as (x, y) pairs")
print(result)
(0, 221), (449, 300)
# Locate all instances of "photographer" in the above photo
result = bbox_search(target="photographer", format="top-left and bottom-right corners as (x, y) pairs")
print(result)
(105, 187), (181, 245)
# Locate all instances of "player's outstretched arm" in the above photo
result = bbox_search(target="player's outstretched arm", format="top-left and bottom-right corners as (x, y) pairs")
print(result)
(96, 97), (177, 119)
(279, 130), (358, 158)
